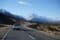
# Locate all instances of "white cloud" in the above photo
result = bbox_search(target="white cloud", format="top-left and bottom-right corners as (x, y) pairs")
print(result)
(18, 1), (32, 6)
(18, 1), (26, 5)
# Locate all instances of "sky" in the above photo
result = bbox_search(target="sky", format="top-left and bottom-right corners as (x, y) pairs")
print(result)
(0, 0), (60, 20)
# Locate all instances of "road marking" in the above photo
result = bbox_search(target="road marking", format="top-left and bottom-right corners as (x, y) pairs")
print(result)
(1, 29), (11, 40)
(28, 34), (36, 40)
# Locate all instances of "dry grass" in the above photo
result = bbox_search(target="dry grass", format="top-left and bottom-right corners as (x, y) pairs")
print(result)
(27, 23), (60, 38)
(0, 25), (10, 40)
(23, 22), (60, 39)
(40, 25), (60, 35)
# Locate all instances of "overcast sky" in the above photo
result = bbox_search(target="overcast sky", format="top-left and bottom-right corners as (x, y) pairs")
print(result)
(0, 0), (60, 20)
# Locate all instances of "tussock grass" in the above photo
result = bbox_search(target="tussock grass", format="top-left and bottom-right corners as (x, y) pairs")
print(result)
(0, 24), (10, 40)
(27, 23), (60, 35)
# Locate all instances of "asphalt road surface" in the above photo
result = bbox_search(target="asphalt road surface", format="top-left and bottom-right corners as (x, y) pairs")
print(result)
(3, 26), (56, 40)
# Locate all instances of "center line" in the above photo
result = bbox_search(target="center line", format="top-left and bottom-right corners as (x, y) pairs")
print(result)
(28, 34), (36, 40)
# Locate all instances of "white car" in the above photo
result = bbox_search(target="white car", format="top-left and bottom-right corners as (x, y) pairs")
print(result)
(13, 24), (27, 31)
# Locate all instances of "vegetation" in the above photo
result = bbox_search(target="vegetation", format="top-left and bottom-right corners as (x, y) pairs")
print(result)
(27, 22), (60, 35)
(0, 24), (6, 27)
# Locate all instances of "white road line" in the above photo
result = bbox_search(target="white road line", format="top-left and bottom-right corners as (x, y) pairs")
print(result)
(1, 29), (11, 40)
(28, 34), (36, 40)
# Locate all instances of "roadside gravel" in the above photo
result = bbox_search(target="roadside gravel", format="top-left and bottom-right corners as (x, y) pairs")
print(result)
(0, 25), (10, 40)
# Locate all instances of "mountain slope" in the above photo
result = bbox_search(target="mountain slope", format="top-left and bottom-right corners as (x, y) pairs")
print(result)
(0, 9), (26, 24)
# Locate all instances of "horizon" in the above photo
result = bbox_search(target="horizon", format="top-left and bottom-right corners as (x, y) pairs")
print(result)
(0, 0), (60, 21)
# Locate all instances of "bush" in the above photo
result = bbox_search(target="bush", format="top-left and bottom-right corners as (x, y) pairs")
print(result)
(0, 24), (6, 27)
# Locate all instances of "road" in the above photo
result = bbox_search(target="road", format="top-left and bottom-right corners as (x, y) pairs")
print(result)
(3, 25), (56, 40)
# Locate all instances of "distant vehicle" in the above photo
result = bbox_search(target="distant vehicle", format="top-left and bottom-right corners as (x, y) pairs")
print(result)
(13, 24), (27, 31)
(13, 24), (21, 30)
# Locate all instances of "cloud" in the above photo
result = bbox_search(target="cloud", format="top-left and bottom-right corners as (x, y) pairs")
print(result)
(18, 1), (26, 5)
(18, 1), (32, 6)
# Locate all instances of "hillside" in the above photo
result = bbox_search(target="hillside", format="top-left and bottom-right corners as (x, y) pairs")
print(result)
(0, 9), (26, 25)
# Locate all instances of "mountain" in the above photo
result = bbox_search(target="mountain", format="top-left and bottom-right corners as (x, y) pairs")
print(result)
(27, 14), (49, 23)
(0, 9), (26, 24)
(28, 14), (60, 24)
(30, 16), (49, 24)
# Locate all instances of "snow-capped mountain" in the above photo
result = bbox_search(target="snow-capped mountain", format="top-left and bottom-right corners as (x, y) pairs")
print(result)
(28, 14), (60, 24)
